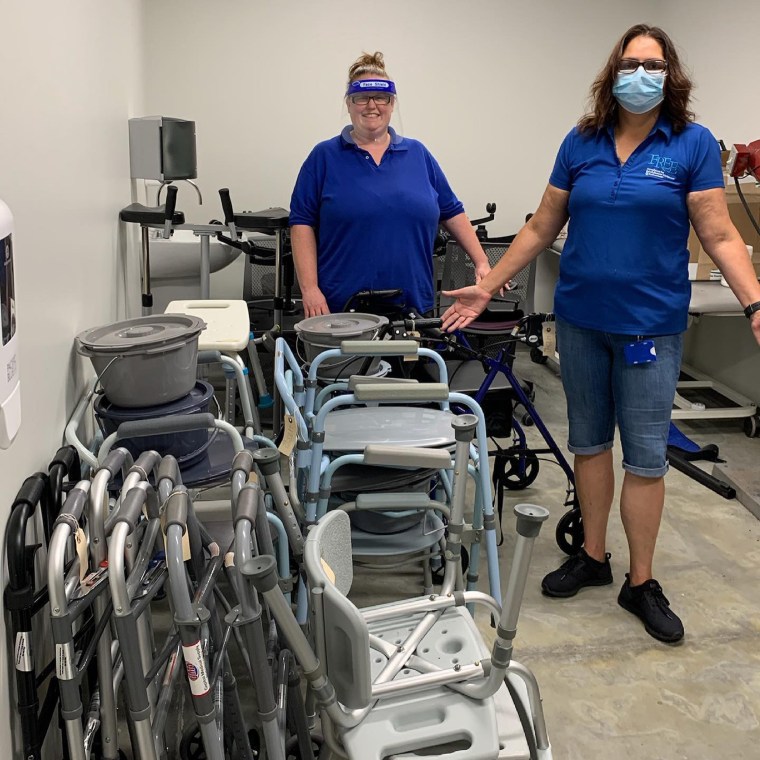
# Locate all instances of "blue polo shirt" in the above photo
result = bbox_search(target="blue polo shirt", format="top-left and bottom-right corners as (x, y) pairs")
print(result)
(549, 117), (724, 335)
(289, 126), (464, 313)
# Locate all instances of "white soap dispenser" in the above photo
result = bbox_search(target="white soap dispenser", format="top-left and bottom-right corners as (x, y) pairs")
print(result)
(0, 198), (20, 448)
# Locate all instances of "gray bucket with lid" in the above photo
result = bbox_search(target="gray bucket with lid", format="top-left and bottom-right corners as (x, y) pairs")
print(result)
(294, 313), (388, 380)
(76, 314), (206, 408)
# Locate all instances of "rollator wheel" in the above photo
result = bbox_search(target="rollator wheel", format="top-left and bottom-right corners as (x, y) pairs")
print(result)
(743, 414), (760, 438)
(530, 346), (548, 365)
(497, 448), (539, 490)
(179, 725), (205, 760)
(555, 507), (584, 555)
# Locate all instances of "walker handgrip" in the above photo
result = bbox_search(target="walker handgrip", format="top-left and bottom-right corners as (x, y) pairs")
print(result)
(233, 484), (259, 526)
(130, 451), (161, 478)
(7, 475), (47, 591)
(157, 455), (181, 486)
(164, 184), (178, 221)
(113, 488), (145, 532)
(354, 382), (449, 402)
(164, 490), (188, 533)
(13, 474), (47, 513)
(219, 188), (234, 225)
(231, 450), (254, 479)
(116, 413), (215, 439)
(49, 445), (80, 479)
(55, 484), (90, 525)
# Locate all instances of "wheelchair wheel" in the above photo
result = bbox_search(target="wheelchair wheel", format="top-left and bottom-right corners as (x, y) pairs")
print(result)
(555, 507), (584, 555)
(530, 346), (548, 365)
(495, 448), (539, 490)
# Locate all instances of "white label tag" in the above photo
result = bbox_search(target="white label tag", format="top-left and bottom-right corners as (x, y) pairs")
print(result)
(278, 414), (297, 456)
(14, 632), (33, 672)
(542, 323), (556, 358)
(56, 642), (75, 680)
(182, 641), (211, 696)
(75, 528), (89, 582)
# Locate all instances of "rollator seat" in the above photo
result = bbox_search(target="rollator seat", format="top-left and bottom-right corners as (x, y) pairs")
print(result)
(231, 206), (289, 232)
(323, 407), (456, 452)
(119, 203), (185, 226)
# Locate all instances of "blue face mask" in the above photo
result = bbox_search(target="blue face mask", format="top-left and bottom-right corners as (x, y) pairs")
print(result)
(613, 68), (665, 114)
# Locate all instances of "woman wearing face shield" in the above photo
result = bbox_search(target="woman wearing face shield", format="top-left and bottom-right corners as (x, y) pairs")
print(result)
(289, 51), (490, 317)
(442, 24), (760, 644)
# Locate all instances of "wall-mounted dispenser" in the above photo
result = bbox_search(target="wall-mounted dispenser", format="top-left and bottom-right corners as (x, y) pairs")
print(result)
(128, 116), (197, 181)
(0, 198), (20, 448)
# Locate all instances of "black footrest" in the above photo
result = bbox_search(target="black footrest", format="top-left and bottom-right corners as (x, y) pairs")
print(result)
(119, 203), (185, 226)
(233, 207), (289, 232)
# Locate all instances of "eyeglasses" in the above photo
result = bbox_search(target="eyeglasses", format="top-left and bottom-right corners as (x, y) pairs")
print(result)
(349, 94), (393, 106)
(618, 58), (667, 75)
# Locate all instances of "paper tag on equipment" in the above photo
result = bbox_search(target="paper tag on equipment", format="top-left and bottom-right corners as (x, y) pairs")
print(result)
(278, 414), (297, 456)
(14, 632), (33, 672)
(182, 641), (211, 696)
(320, 558), (336, 585)
(542, 323), (556, 358)
(75, 528), (89, 582)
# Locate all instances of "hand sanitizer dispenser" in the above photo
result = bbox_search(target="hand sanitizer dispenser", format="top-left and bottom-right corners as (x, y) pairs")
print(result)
(0, 198), (19, 448)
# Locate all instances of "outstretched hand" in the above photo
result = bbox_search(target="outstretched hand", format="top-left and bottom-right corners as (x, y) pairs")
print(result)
(440, 284), (492, 331)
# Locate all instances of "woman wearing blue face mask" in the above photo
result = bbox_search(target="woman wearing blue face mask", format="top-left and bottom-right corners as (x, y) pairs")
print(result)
(442, 24), (760, 644)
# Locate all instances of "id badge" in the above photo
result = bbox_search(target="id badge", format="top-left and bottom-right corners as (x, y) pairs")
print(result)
(624, 339), (657, 366)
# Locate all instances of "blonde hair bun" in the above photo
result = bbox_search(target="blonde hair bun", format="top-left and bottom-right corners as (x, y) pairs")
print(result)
(348, 51), (389, 82)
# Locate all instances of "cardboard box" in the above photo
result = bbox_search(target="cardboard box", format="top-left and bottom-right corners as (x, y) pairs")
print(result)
(688, 182), (760, 279)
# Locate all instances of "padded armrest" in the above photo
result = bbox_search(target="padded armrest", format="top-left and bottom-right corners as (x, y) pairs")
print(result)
(119, 203), (185, 226)
(233, 207), (289, 231)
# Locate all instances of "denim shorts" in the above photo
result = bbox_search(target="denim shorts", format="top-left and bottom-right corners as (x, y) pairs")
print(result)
(555, 317), (683, 478)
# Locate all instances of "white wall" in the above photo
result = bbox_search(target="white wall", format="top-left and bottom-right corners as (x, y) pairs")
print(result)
(140, 0), (653, 235)
(0, 1), (144, 754)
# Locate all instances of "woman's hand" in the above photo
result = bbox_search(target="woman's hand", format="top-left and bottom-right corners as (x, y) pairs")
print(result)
(440, 284), (492, 331)
(301, 287), (330, 318)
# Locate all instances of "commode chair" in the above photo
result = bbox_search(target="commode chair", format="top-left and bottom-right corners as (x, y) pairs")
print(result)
(274, 337), (504, 602)
(165, 299), (266, 437)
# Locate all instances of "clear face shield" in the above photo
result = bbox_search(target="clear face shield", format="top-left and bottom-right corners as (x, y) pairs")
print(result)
(340, 78), (405, 138)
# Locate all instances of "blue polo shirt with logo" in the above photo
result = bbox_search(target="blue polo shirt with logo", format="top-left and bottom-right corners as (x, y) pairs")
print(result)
(549, 117), (724, 335)
(289, 126), (464, 313)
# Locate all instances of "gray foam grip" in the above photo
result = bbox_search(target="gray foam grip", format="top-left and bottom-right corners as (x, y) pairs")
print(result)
(117, 413), (215, 438)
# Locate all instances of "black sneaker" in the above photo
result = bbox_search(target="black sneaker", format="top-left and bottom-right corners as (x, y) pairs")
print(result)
(541, 548), (613, 598)
(617, 574), (684, 643)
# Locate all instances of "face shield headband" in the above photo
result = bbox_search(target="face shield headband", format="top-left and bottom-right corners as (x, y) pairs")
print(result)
(346, 79), (397, 97)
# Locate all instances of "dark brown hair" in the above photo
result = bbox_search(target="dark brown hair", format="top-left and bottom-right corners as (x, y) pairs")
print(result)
(578, 24), (695, 134)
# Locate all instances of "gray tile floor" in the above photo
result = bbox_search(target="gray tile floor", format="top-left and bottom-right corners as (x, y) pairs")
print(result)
(481, 350), (760, 759)
(348, 347), (760, 759)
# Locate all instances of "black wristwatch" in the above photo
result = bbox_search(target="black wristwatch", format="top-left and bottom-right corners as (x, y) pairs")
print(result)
(744, 301), (760, 319)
